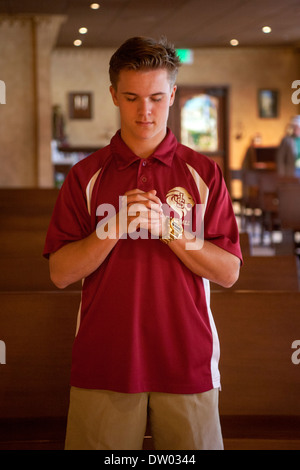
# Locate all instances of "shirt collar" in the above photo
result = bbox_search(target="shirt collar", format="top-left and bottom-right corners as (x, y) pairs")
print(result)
(111, 129), (178, 170)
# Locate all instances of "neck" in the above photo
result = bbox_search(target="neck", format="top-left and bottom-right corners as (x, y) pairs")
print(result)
(120, 128), (167, 159)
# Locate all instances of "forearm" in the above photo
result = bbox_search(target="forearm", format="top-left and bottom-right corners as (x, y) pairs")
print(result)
(168, 234), (240, 288)
(49, 190), (161, 289)
(50, 225), (119, 289)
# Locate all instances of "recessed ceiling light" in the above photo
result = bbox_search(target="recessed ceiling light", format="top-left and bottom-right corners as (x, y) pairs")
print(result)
(90, 3), (100, 9)
(74, 39), (82, 47)
(230, 39), (239, 46)
(79, 27), (88, 34)
(262, 26), (272, 34)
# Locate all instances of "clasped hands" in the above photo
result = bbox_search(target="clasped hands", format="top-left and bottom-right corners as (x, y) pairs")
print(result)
(118, 188), (168, 239)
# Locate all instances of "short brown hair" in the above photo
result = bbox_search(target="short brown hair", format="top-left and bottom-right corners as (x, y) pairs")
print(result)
(109, 36), (181, 89)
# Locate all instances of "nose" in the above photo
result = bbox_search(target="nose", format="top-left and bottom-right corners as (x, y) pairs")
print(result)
(138, 98), (152, 117)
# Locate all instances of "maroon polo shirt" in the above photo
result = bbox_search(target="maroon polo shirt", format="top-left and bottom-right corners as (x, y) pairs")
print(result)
(44, 129), (242, 394)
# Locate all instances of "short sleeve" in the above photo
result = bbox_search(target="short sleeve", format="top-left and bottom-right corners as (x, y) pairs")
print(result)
(43, 167), (91, 259)
(204, 164), (243, 263)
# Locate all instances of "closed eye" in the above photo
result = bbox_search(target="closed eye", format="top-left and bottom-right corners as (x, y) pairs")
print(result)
(122, 93), (165, 103)
(122, 93), (137, 102)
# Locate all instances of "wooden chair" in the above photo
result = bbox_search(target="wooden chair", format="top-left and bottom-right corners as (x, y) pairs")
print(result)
(211, 290), (300, 415)
(212, 290), (300, 449)
(0, 291), (80, 449)
(239, 232), (252, 256)
(0, 257), (82, 291)
(0, 188), (59, 231)
(0, 188), (59, 215)
(1, 290), (300, 449)
(211, 255), (300, 292)
(278, 180), (300, 232)
(241, 170), (261, 230)
(258, 172), (280, 241)
(0, 230), (47, 258)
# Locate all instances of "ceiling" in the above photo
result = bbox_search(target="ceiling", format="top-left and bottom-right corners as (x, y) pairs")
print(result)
(1, 0), (300, 49)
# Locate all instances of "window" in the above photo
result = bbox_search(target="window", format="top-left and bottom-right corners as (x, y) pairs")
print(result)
(181, 94), (219, 152)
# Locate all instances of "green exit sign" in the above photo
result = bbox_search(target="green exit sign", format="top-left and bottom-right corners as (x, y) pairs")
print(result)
(176, 49), (194, 64)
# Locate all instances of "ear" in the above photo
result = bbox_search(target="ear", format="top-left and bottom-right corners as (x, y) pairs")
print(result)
(169, 85), (177, 107)
(110, 85), (119, 106)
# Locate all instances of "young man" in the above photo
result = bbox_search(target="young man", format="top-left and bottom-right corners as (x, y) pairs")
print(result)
(44, 37), (242, 450)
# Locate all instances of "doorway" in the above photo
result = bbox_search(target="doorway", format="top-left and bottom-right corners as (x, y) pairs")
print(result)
(168, 86), (229, 183)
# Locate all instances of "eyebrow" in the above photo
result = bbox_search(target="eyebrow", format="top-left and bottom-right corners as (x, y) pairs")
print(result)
(122, 92), (166, 97)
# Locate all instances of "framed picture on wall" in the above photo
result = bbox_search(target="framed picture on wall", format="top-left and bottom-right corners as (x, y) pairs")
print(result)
(258, 89), (279, 118)
(69, 92), (93, 119)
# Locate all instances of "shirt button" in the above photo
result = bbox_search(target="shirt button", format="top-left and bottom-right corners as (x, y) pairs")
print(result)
(142, 161), (147, 167)
(141, 176), (147, 183)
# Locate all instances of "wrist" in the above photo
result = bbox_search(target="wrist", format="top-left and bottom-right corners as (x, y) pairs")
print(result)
(161, 217), (183, 245)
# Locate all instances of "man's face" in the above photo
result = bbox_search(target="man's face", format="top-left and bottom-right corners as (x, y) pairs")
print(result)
(110, 68), (177, 153)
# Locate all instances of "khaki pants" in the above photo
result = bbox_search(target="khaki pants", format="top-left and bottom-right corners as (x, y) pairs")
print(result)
(65, 387), (223, 451)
